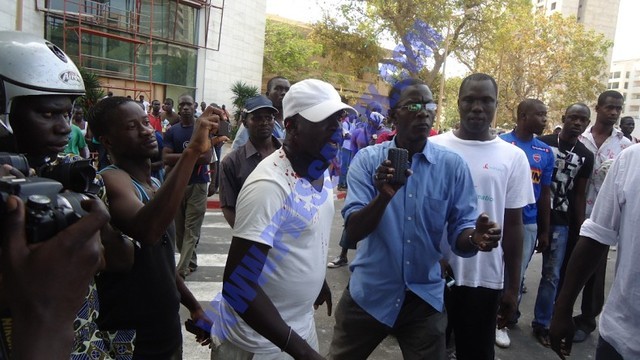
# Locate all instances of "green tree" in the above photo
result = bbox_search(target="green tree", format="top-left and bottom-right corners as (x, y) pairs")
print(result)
(229, 81), (259, 127)
(438, 76), (464, 131)
(77, 67), (104, 112)
(315, 0), (515, 89)
(310, 16), (384, 79)
(263, 19), (322, 81)
(263, 17), (385, 105)
(475, 3), (611, 127)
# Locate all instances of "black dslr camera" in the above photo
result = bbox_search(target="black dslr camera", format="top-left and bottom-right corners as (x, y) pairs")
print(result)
(0, 153), (95, 243)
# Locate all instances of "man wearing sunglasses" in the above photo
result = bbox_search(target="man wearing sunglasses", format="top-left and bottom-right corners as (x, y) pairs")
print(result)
(430, 73), (533, 360)
(329, 78), (502, 359)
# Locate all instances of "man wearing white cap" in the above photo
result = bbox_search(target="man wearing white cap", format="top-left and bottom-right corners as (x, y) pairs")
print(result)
(210, 79), (354, 359)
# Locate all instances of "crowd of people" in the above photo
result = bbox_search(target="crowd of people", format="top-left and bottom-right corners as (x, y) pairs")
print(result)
(0, 30), (638, 360)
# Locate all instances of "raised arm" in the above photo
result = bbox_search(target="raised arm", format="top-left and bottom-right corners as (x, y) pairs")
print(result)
(103, 108), (220, 245)
(344, 159), (408, 245)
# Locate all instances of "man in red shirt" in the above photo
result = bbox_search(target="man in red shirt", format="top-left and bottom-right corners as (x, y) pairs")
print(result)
(148, 99), (162, 132)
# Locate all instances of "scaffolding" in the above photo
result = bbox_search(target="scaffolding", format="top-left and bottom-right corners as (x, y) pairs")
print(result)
(38, 0), (225, 100)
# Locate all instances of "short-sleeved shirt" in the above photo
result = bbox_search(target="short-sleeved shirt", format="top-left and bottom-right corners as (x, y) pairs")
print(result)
(538, 134), (594, 225)
(579, 144), (640, 359)
(430, 132), (534, 290)
(163, 122), (209, 184)
(212, 149), (333, 352)
(64, 124), (87, 156)
(219, 136), (281, 209)
(579, 127), (631, 216)
(341, 119), (356, 150)
(500, 132), (555, 224)
(343, 139), (479, 326)
(148, 113), (162, 132)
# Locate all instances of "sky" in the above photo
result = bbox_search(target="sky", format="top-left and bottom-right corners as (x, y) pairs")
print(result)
(266, 0), (640, 62)
(611, 0), (640, 60)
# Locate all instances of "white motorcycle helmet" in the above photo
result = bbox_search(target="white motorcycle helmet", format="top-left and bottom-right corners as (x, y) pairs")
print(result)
(0, 31), (85, 134)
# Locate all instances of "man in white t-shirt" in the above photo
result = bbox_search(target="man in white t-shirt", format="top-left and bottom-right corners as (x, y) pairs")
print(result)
(209, 79), (355, 359)
(138, 94), (150, 113)
(430, 73), (534, 360)
(550, 144), (640, 359)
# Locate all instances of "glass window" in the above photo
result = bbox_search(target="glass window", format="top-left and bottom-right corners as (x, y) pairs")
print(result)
(46, 13), (196, 88)
(46, 0), (199, 45)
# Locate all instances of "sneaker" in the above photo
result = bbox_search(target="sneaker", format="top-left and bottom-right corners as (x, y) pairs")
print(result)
(327, 255), (348, 268)
(446, 348), (457, 360)
(495, 327), (511, 348)
(573, 329), (590, 343)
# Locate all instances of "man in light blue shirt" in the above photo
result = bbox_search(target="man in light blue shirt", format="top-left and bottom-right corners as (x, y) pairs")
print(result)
(328, 78), (502, 359)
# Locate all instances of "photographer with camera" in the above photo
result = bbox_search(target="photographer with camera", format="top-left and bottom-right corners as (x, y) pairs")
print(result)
(0, 31), (135, 358)
(1, 194), (108, 359)
(87, 96), (221, 357)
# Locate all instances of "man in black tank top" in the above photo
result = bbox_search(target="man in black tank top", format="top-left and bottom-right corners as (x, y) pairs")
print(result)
(86, 96), (222, 358)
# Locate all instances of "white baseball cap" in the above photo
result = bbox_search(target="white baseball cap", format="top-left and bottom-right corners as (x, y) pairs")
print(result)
(282, 79), (355, 123)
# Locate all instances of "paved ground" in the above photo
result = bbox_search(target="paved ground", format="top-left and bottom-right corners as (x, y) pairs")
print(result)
(178, 199), (615, 359)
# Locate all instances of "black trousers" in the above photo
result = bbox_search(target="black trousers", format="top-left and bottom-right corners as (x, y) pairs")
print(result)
(446, 285), (501, 360)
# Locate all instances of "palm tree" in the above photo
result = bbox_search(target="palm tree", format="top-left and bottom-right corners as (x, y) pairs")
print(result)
(230, 81), (259, 126)
(77, 67), (105, 112)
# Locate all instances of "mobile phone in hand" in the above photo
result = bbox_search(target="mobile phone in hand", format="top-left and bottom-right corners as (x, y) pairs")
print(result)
(387, 148), (409, 185)
(217, 121), (231, 137)
(185, 319), (211, 335)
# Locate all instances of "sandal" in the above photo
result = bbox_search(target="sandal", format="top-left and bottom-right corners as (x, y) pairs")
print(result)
(533, 326), (551, 347)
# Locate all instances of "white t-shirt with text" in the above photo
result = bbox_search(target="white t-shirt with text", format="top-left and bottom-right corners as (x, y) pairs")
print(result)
(430, 132), (534, 289)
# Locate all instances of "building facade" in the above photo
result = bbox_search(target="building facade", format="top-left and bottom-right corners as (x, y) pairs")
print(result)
(533, 0), (620, 85)
(609, 58), (640, 137)
(1, 0), (266, 110)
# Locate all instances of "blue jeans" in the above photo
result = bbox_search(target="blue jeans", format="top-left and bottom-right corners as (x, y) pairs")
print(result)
(532, 225), (569, 328)
(338, 147), (352, 187)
